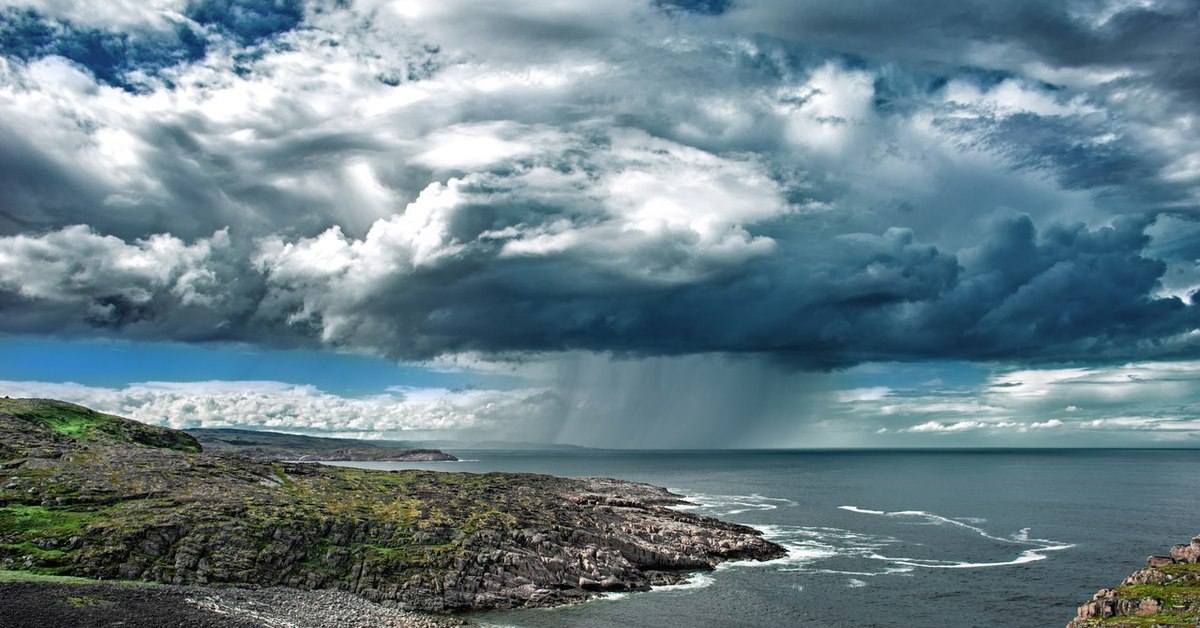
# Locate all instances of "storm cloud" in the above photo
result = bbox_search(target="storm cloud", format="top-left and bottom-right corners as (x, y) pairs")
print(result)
(1, 0), (1199, 369)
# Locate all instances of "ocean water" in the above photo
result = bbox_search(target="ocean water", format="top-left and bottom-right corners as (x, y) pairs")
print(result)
(333, 450), (1200, 627)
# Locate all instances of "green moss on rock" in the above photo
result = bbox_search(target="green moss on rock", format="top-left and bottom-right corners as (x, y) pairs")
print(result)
(0, 398), (200, 453)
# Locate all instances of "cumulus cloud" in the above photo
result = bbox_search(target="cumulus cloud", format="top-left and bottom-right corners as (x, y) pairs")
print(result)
(0, 378), (563, 439)
(0, 0), (1198, 369)
(834, 360), (1200, 444)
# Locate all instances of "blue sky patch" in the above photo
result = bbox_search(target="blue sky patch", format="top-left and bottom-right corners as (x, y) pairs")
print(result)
(0, 8), (208, 90)
(185, 0), (305, 46)
(0, 1), (306, 90)
(0, 337), (523, 396)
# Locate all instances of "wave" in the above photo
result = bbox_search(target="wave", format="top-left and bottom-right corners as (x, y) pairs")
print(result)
(651, 572), (715, 592)
(839, 505), (1074, 569)
(667, 490), (1073, 585)
(671, 491), (798, 517)
(718, 523), (908, 575)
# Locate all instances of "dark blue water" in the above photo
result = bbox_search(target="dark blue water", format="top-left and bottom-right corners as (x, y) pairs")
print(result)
(333, 450), (1200, 627)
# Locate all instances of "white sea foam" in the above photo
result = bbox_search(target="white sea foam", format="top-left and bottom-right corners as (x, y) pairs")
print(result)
(716, 523), (904, 575)
(671, 491), (798, 516)
(809, 567), (914, 576)
(847, 578), (867, 588)
(706, 502), (1072, 577)
(838, 506), (887, 516)
(840, 505), (1075, 569)
(651, 572), (715, 592)
(669, 491), (1073, 585)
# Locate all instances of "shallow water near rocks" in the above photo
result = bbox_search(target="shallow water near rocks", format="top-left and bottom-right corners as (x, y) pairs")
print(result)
(333, 449), (1200, 627)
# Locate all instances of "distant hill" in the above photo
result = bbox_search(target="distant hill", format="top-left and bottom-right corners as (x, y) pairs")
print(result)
(456, 440), (596, 452)
(0, 398), (200, 454)
(185, 427), (457, 461)
(187, 429), (597, 453)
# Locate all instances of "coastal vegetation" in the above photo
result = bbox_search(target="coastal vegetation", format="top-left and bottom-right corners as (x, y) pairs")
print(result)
(1070, 537), (1200, 627)
(0, 398), (783, 616)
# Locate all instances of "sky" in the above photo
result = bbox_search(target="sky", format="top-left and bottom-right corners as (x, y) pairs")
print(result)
(1, 0), (1200, 447)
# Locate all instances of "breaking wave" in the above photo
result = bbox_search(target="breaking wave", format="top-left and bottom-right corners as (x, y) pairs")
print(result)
(671, 491), (798, 517)
(671, 491), (1073, 578)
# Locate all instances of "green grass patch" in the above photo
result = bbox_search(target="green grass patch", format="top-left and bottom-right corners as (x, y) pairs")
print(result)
(62, 594), (110, 608)
(0, 398), (113, 439)
(1115, 583), (1200, 602)
(0, 569), (98, 584)
(1161, 563), (1200, 577)
(0, 541), (68, 561)
(0, 398), (200, 452)
(0, 569), (162, 588)
(1099, 611), (1200, 626)
(0, 505), (102, 536)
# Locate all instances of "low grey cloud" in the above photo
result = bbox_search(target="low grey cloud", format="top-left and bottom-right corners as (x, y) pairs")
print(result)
(0, 0), (1198, 369)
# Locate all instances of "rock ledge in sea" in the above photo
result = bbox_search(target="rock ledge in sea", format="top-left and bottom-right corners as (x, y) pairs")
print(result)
(1068, 534), (1200, 627)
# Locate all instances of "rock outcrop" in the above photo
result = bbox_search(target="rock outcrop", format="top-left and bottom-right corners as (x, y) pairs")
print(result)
(1068, 535), (1200, 627)
(0, 398), (784, 613)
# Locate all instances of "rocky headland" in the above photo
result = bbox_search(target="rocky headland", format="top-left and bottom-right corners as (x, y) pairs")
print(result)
(1068, 534), (1200, 627)
(0, 398), (784, 624)
(185, 428), (459, 462)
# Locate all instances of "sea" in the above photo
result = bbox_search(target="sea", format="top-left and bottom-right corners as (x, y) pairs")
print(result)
(332, 449), (1200, 627)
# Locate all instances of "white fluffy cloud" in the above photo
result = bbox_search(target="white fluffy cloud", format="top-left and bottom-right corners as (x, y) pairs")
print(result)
(0, 225), (227, 306)
(0, 379), (562, 439)
(836, 361), (1200, 443)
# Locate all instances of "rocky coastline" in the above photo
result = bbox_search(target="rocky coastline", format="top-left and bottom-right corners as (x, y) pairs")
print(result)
(0, 398), (784, 625)
(1068, 534), (1200, 627)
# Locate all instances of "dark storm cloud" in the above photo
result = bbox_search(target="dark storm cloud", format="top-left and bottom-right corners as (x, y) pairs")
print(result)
(729, 0), (1200, 82)
(1, 0), (1200, 368)
(3, 204), (1196, 368)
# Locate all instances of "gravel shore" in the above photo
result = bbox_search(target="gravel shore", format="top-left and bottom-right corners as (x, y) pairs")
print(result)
(0, 582), (467, 628)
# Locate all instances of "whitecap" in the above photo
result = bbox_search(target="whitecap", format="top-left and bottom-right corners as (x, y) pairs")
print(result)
(651, 572), (715, 592)
(672, 491), (798, 516)
(837, 506), (887, 516)
(842, 505), (1075, 570)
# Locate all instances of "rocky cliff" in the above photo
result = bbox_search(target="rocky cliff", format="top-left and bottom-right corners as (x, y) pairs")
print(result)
(0, 398), (784, 612)
(1068, 534), (1200, 627)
